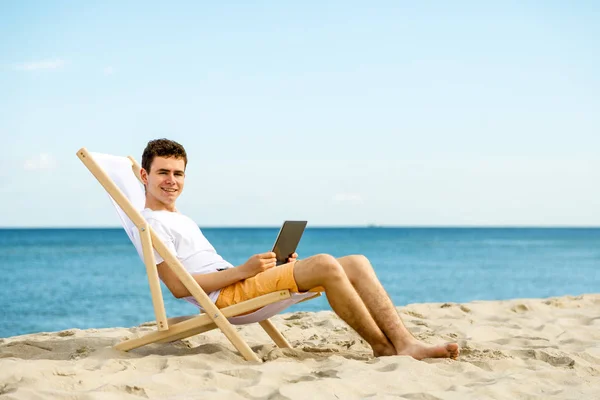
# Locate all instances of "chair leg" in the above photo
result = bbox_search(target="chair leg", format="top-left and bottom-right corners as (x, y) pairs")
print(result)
(259, 319), (292, 349)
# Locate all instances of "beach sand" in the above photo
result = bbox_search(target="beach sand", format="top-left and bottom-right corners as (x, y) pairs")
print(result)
(1, 294), (599, 399)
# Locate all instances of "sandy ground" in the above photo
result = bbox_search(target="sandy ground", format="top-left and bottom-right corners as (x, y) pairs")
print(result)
(1, 294), (599, 399)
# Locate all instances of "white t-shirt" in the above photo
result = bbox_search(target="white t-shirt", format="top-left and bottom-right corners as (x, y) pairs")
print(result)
(139, 208), (233, 303)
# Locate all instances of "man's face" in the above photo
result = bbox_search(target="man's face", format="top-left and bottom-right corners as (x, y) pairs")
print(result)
(141, 156), (186, 211)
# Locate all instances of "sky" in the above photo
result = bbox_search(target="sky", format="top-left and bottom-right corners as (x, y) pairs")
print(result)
(1, 1), (599, 227)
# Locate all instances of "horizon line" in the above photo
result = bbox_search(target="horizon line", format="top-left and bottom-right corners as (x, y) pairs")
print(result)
(1, 225), (600, 230)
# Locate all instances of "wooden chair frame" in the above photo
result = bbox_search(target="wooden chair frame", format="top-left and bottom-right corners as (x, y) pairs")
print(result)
(77, 147), (320, 362)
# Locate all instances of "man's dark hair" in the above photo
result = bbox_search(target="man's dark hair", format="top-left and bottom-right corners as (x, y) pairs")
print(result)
(141, 139), (187, 173)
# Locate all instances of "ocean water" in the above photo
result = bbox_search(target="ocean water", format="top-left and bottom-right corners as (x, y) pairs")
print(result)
(1, 227), (599, 338)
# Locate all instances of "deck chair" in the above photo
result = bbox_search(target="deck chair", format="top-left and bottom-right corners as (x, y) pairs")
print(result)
(76, 147), (321, 362)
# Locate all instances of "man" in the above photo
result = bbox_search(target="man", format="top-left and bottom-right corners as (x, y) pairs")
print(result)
(139, 138), (459, 360)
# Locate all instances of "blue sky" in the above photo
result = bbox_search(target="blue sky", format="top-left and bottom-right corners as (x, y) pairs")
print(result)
(1, 1), (599, 227)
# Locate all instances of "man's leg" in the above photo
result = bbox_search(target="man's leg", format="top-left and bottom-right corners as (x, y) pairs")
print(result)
(293, 254), (396, 357)
(336, 255), (459, 360)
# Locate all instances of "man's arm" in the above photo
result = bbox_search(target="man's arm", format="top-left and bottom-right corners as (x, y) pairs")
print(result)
(156, 252), (278, 299)
(157, 263), (246, 298)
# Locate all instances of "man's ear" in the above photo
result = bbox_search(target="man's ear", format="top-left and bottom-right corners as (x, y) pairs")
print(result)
(140, 168), (148, 185)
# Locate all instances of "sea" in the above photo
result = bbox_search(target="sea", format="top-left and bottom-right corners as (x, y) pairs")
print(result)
(1, 227), (599, 338)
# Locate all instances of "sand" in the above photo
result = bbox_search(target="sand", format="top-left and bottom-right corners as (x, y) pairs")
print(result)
(1, 294), (599, 399)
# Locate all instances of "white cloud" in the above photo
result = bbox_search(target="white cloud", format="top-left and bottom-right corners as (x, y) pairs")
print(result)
(332, 193), (364, 205)
(24, 153), (57, 170)
(13, 59), (66, 71)
(103, 66), (115, 75)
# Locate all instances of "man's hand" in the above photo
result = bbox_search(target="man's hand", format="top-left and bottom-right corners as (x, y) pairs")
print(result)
(239, 252), (277, 279)
(287, 252), (299, 263)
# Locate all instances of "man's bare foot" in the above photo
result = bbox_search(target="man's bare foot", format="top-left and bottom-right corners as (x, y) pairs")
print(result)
(373, 343), (397, 357)
(396, 341), (460, 360)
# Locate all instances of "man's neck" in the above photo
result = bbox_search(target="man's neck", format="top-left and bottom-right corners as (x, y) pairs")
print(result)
(145, 199), (177, 212)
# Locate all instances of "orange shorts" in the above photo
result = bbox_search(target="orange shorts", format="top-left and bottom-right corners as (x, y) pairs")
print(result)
(216, 262), (300, 309)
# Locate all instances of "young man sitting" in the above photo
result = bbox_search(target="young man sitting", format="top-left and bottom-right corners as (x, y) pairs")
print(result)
(138, 138), (459, 360)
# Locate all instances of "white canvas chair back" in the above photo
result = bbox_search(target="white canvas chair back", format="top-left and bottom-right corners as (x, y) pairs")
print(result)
(91, 152), (146, 258)
(92, 152), (316, 325)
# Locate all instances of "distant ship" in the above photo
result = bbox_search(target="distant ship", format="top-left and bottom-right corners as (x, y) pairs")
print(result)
(367, 223), (382, 228)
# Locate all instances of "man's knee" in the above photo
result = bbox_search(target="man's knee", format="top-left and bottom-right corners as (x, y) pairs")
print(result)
(294, 253), (345, 291)
(339, 254), (370, 265)
(339, 254), (374, 283)
(351, 254), (370, 266)
(311, 253), (345, 280)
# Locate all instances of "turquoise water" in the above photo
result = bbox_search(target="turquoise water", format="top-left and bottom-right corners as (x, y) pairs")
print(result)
(1, 227), (599, 338)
